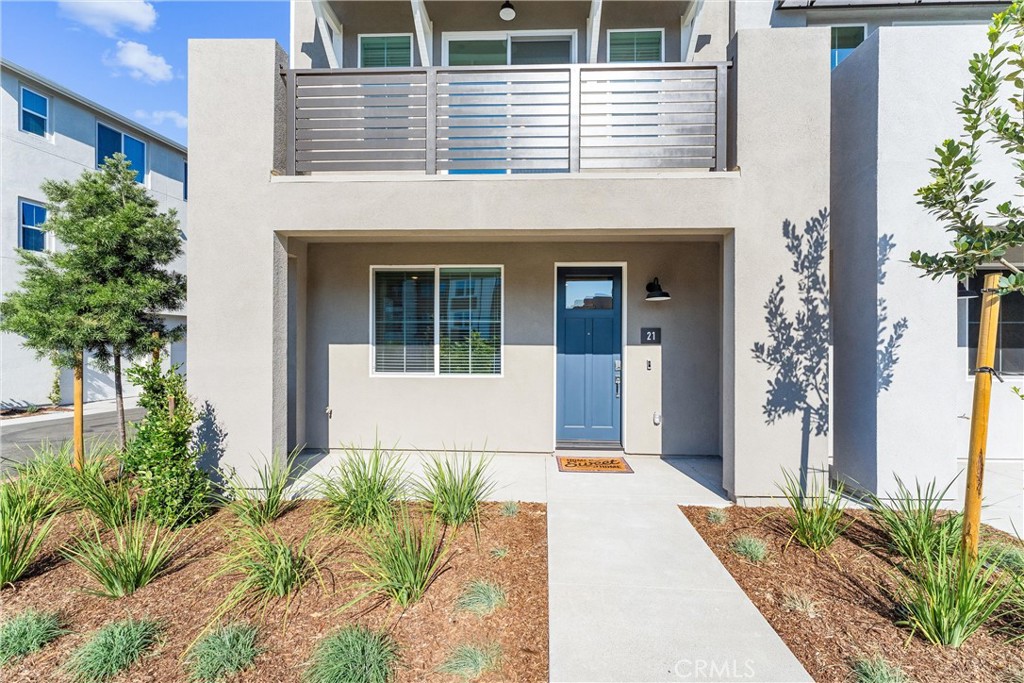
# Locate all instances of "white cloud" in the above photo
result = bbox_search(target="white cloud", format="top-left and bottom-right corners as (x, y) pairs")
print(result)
(104, 41), (173, 83)
(134, 109), (188, 129)
(58, 0), (157, 38)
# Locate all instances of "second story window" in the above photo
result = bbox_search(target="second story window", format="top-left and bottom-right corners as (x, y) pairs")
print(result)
(831, 26), (866, 69)
(20, 86), (49, 137)
(97, 123), (146, 182)
(607, 29), (664, 63)
(19, 199), (48, 252)
(359, 34), (413, 67)
(964, 273), (1024, 376)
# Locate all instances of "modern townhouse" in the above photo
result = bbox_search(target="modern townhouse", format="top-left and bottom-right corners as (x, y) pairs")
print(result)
(1, 59), (188, 408)
(188, 1), (1021, 529)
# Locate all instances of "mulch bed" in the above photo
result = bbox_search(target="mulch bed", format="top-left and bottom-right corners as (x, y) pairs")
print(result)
(0, 406), (71, 420)
(682, 506), (1023, 683)
(2, 501), (548, 682)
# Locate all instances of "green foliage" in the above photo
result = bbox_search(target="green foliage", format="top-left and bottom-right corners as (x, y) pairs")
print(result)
(317, 442), (405, 529)
(706, 508), (728, 525)
(48, 362), (62, 406)
(186, 624), (262, 683)
(219, 449), (303, 528)
(895, 537), (1014, 647)
(777, 469), (850, 553)
(730, 535), (768, 564)
(413, 450), (495, 530)
(354, 506), (449, 608)
(62, 505), (181, 598)
(437, 643), (501, 680)
(500, 500), (519, 518)
(23, 447), (130, 529)
(456, 580), (507, 616)
(65, 618), (160, 683)
(489, 546), (508, 559)
(124, 360), (211, 528)
(911, 2), (1024, 293)
(867, 477), (962, 564)
(851, 656), (908, 683)
(303, 626), (398, 683)
(0, 610), (65, 664)
(988, 541), (1024, 573)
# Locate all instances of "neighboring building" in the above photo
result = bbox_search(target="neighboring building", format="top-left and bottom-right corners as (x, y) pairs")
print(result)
(188, 1), (1021, 524)
(1, 59), (188, 408)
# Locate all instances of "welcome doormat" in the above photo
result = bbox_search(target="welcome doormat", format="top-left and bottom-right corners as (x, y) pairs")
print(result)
(556, 456), (633, 473)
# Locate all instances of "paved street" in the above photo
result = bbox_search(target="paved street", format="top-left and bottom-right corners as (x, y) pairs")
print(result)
(0, 408), (145, 474)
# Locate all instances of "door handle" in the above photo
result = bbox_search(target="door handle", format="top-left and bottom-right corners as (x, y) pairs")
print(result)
(614, 375), (621, 399)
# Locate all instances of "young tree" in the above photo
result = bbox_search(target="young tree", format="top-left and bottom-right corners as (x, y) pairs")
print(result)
(2, 154), (186, 451)
(911, 2), (1024, 559)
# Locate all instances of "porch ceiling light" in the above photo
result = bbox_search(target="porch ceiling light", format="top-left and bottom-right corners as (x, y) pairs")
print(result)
(500, 0), (516, 21)
(645, 278), (671, 302)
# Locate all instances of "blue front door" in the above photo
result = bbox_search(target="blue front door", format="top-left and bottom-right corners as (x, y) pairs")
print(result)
(556, 268), (622, 446)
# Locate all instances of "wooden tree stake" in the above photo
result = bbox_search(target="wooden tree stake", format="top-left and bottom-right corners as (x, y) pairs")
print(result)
(73, 352), (84, 471)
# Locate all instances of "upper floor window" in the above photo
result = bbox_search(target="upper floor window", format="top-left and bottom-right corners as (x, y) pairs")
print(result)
(964, 273), (1024, 376)
(359, 34), (413, 67)
(19, 199), (48, 252)
(20, 86), (49, 137)
(443, 31), (575, 66)
(607, 29), (665, 63)
(831, 25), (865, 69)
(96, 122), (146, 182)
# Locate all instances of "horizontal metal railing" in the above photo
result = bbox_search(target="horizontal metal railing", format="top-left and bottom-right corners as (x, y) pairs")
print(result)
(284, 62), (728, 175)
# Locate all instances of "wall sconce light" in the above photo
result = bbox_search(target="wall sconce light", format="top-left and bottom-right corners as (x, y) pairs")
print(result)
(499, 1), (516, 21)
(645, 278), (671, 302)
(957, 281), (980, 299)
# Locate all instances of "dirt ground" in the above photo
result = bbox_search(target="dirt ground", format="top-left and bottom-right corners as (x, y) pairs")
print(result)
(682, 505), (1024, 683)
(2, 501), (549, 682)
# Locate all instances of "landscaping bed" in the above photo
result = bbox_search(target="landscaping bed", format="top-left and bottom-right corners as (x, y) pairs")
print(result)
(2, 500), (548, 682)
(682, 505), (1023, 683)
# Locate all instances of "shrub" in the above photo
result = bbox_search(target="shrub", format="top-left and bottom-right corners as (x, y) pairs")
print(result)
(456, 580), (507, 616)
(0, 610), (65, 664)
(317, 442), (405, 529)
(895, 538), (1013, 647)
(355, 505), (449, 607)
(437, 643), (501, 680)
(500, 500), (519, 518)
(219, 449), (303, 528)
(413, 450), (495, 530)
(125, 361), (212, 528)
(851, 656), (908, 683)
(706, 508), (728, 525)
(868, 477), (962, 564)
(0, 477), (58, 586)
(730, 535), (768, 564)
(304, 625), (398, 683)
(65, 618), (160, 683)
(62, 505), (181, 598)
(489, 546), (508, 559)
(186, 624), (262, 683)
(989, 542), (1024, 574)
(777, 469), (850, 552)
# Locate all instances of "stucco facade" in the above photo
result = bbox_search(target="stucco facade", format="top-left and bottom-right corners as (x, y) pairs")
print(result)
(0, 60), (189, 408)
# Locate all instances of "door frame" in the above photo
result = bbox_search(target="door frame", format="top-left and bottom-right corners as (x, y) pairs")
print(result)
(440, 29), (579, 66)
(552, 261), (628, 450)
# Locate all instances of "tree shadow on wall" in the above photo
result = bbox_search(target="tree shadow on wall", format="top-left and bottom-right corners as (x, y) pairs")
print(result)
(752, 208), (830, 492)
(876, 233), (909, 395)
(196, 401), (228, 486)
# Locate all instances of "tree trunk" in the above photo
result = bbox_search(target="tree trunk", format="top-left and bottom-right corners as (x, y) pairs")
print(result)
(73, 352), (84, 471)
(113, 350), (127, 451)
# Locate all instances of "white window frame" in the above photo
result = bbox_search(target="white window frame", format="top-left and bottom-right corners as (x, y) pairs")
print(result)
(18, 198), (52, 252)
(369, 264), (506, 378)
(606, 28), (666, 64)
(95, 121), (148, 186)
(441, 30), (579, 67)
(19, 85), (50, 139)
(358, 33), (415, 68)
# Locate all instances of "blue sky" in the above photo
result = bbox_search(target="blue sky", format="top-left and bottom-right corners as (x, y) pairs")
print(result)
(1, 1), (290, 145)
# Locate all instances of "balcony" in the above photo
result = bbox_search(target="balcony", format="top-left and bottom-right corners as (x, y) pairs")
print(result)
(283, 61), (728, 175)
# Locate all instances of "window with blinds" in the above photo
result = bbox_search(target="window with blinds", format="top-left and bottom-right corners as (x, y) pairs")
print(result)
(360, 34), (414, 68)
(608, 30), (664, 63)
(373, 267), (503, 375)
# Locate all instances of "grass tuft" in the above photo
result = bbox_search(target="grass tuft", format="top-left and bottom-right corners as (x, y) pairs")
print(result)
(437, 643), (501, 680)
(489, 546), (508, 560)
(456, 580), (507, 616)
(781, 592), (819, 618)
(705, 508), (728, 525)
(413, 450), (495, 531)
(730, 535), (768, 564)
(988, 541), (1024, 574)
(867, 476), (962, 564)
(304, 625), (398, 683)
(23, 445), (130, 528)
(500, 500), (519, 518)
(0, 476), (58, 586)
(851, 655), (908, 683)
(777, 469), (850, 552)
(219, 449), (304, 528)
(65, 618), (160, 683)
(317, 442), (405, 529)
(0, 609), (65, 665)
(186, 623), (262, 683)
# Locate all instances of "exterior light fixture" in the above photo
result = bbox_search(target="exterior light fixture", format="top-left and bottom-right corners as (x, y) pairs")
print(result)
(957, 281), (980, 299)
(500, 1), (516, 21)
(645, 278), (671, 302)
